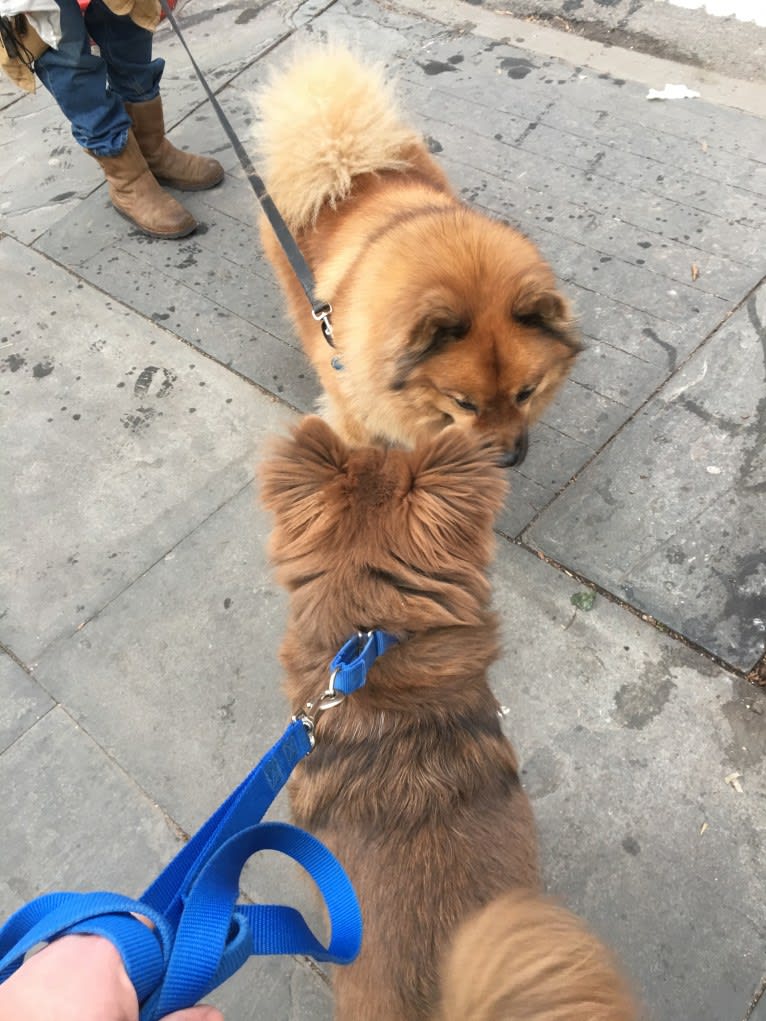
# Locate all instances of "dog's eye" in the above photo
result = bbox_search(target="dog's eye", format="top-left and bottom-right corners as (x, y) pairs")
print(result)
(516, 386), (536, 405)
(433, 321), (470, 346)
(453, 397), (478, 414)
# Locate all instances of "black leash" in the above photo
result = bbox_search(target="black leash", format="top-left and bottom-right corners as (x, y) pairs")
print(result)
(157, 0), (334, 346)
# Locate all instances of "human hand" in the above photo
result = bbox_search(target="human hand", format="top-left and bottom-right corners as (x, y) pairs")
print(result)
(0, 934), (223, 1021)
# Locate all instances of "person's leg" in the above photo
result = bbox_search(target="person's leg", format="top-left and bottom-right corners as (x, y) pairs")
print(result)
(123, 93), (225, 190)
(34, 0), (130, 155)
(35, 0), (196, 237)
(87, 131), (197, 237)
(83, 0), (163, 103)
(82, 0), (223, 191)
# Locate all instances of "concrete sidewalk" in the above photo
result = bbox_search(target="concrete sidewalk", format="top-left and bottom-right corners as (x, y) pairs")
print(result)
(1, 0), (764, 1018)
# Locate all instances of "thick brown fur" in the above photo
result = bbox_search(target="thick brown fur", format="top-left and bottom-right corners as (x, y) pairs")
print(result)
(256, 47), (581, 466)
(439, 891), (639, 1021)
(261, 417), (638, 1021)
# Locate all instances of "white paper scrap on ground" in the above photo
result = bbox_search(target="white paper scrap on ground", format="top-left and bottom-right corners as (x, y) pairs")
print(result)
(646, 84), (702, 100)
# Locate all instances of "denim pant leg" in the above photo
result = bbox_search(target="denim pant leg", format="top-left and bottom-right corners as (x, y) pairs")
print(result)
(35, 0), (131, 156)
(84, 0), (164, 104)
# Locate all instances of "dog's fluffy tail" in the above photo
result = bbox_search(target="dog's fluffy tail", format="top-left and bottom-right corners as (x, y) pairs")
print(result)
(439, 890), (640, 1021)
(255, 46), (421, 230)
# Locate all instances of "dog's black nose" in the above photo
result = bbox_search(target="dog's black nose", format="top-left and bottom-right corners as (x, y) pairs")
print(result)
(499, 431), (528, 468)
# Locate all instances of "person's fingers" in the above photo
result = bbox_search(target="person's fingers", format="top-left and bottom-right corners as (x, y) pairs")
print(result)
(161, 1007), (223, 1021)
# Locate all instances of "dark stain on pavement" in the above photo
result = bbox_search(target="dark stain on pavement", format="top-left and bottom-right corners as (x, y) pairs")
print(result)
(741, 294), (766, 494)
(715, 553), (766, 646)
(721, 679), (766, 769)
(665, 297), (763, 482)
(676, 394), (752, 437)
(121, 406), (159, 432)
(500, 56), (534, 79)
(156, 368), (176, 398)
(665, 546), (687, 566)
(2, 354), (26, 372)
(218, 697), (236, 723)
(622, 836), (640, 856)
(33, 360), (54, 378)
(516, 120), (539, 145)
(134, 366), (177, 398)
(134, 366), (160, 396)
(177, 252), (197, 269)
(614, 672), (676, 729)
(418, 60), (458, 76)
(520, 745), (564, 799)
(642, 327), (677, 372)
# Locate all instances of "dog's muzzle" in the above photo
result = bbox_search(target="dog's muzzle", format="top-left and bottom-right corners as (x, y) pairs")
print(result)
(499, 430), (528, 468)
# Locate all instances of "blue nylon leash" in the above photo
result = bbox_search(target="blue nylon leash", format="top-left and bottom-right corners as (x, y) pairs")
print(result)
(0, 630), (397, 1020)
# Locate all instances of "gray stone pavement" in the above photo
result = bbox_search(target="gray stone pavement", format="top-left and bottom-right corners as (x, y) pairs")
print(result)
(1, 0), (764, 1018)
(468, 0), (766, 83)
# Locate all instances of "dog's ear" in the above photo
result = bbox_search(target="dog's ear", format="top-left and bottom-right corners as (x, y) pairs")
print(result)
(512, 269), (581, 350)
(405, 429), (507, 559)
(391, 307), (470, 390)
(260, 416), (348, 525)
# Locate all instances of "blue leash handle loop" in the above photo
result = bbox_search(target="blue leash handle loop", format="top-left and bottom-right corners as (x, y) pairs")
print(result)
(0, 721), (358, 1021)
(0, 630), (398, 1019)
(142, 821), (362, 1020)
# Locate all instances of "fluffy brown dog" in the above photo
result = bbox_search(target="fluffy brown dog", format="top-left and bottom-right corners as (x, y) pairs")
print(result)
(256, 48), (581, 466)
(261, 417), (638, 1021)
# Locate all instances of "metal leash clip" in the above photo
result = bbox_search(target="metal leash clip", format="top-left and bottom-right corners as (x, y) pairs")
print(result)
(294, 684), (345, 748)
(311, 302), (334, 346)
(294, 631), (380, 747)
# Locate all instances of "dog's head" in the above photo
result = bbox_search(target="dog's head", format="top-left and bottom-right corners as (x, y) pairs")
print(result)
(357, 209), (581, 467)
(260, 417), (507, 644)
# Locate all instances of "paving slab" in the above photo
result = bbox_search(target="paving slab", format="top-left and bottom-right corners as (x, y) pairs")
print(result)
(0, 237), (292, 664)
(206, 954), (332, 1020)
(527, 282), (766, 672)
(399, 87), (763, 295)
(32, 483), (291, 834)
(0, 706), (182, 916)
(462, 0), (766, 85)
(0, 85), (103, 245)
(490, 541), (766, 1021)
(0, 75), (22, 111)
(0, 652), (53, 754)
(751, 985), (766, 1021)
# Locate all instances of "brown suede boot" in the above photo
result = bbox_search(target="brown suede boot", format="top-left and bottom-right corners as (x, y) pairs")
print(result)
(125, 96), (225, 192)
(89, 130), (197, 239)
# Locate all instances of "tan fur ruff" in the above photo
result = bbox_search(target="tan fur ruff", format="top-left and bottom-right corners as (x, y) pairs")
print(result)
(255, 46), (421, 229)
